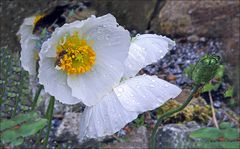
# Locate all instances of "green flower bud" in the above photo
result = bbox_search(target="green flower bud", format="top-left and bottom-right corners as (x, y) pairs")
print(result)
(191, 55), (220, 84)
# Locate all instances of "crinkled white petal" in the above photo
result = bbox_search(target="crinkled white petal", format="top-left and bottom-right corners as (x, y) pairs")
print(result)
(38, 55), (82, 105)
(81, 14), (130, 62)
(78, 92), (138, 141)
(114, 75), (182, 112)
(123, 34), (175, 78)
(78, 74), (181, 141)
(67, 56), (124, 106)
(17, 16), (39, 75)
(20, 37), (38, 75)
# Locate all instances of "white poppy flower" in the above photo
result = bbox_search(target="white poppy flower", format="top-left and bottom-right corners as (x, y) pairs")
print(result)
(38, 14), (131, 105)
(78, 34), (181, 141)
(17, 16), (40, 75)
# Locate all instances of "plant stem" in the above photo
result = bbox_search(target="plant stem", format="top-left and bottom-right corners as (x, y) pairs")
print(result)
(150, 85), (201, 149)
(35, 129), (43, 146)
(31, 85), (44, 110)
(208, 91), (219, 129)
(43, 96), (55, 149)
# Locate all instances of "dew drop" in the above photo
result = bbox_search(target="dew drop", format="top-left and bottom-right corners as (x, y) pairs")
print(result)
(150, 84), (155, 88)
(164, 84), (169, 87)
(119, 87), (124, 92)
(105, 34), (110, 40)
(151, 79), (156, 83)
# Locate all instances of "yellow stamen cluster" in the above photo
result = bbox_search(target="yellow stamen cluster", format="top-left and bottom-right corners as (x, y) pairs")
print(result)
(56, 32), (96, 75)
(33, 15), (44, 26)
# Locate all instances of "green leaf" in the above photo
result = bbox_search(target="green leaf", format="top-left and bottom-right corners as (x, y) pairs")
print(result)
(196, 142), (222, 149)
(190, 127), (222, 139)
(201, 83), (215, 92)
(0, 120), (17, 131)
(222, 128), (239, 139)
(184, 64), (194, 78)
(215, 65), (224, 78)
(133, 115), (145, 127)
(11, 137), (24, 146)
(1, 130), (19, 143)
(197, 142), (239, 149)
(224, 87), (233, 98)
(219, 122), (232, 129)
(1, 112), (47, 146)
(220, 142), (240, 149)
(0, 112), (39, 131)
(17, 118), (47, 137)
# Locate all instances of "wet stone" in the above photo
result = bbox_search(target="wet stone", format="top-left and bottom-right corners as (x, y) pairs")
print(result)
(156, 121), (201, 149)
(56, 112), (81, 142)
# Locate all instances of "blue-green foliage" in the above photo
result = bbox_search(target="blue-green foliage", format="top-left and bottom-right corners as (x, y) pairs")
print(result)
(190, 122), (239, 149)
(0, 48), (32, 117)
(0, 48), (47, 147)
(0, 112), (47, 146)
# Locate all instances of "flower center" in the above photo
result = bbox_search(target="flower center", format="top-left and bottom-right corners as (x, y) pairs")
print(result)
(55, 32), (96, 75)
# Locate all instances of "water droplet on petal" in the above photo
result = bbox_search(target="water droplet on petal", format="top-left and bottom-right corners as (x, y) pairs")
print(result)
(118, 87), (124, 92)
(151, 79), (156, 83)
(150, 84), (155, 88)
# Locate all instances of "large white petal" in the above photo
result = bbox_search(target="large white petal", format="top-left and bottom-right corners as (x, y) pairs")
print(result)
(78, 74), (181, 141)
(17, 17), (36, 42)
(20, 37), (38, 75)
(67, 56), (124, 106)
(78, 92), (138, 141)
(38, 55), (81, 105)
(124, 34), (175, 78)
(114, 75), (182, 112)
(81, 14), (130, 62)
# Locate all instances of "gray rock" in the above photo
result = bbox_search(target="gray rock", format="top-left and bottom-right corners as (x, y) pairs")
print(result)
(104, 126), (149, 149)
(187, 35), (200, 42)
(56, 112), (81, 142)
(90, 0), (158, 32)
(150, 0), (239, 38)
(156, 121), (201, 149)
(56, 112), (103, 148)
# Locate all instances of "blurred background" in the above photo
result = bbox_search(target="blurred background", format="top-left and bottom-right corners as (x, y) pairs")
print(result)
(0, 0), (239, 148)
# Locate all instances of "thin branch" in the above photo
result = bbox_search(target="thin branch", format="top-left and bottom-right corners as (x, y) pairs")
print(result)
(208, 91), (219, 129)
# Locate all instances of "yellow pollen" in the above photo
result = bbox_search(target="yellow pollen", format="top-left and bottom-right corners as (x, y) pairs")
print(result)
(33, 15), (44, 26)
(56, 32), (96, 75)
(34, 51), (39, 60)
